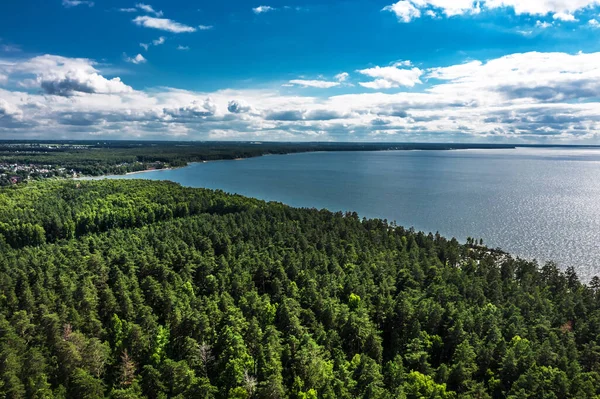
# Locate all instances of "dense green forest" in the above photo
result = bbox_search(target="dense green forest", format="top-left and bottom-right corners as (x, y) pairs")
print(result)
(0, 142), (517, 178)
(1, 180), (599, 398)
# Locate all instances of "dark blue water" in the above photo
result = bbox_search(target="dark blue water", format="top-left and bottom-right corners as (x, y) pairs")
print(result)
(93, 147), (600, 280)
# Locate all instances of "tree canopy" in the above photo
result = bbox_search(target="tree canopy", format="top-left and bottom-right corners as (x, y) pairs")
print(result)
(0, 180), (599, 398)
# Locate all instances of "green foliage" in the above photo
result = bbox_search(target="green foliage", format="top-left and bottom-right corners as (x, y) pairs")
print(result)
(0, 179), (598, 398)
(403, 371), (454, 399)
(151, 326), (170, 365)
(348, 293), (361, 310)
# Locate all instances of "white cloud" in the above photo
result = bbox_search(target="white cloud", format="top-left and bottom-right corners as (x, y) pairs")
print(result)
(198, 25), (214, 30)
(383, 0), (600, 22)
(0, 99), (22, 120)
(125, 54), (147, 64)
(426, 52), (600, 104)
(382, 1), (421, 22)
(164, 99), (217, 118)
(253, 6), (275, 14)
(288, 79), (341, 88)
(427, 60), (483, 80)
(536, 20), (553, 28)
(228, 100), (252, 113)
(0, 55), (133, 96)
(358, 66), (423, 89)
(118, 7), (137, 12)
(62, 0), (94, 7)
(553, 12), (577, 21)
(386, 0), (479, 18)
(177, 45), (190, 50)
(484, 0), (600, 15)
(133, 16), (196, 33)
(393, 60), (413, 67)
(590, 18), (600, 27)
(136, 3), (163, 17)
(359, 79), (396, 90)
(335, 72), (350, 82)
(2, 52), (600, 141)
(140, 37), (165, 50)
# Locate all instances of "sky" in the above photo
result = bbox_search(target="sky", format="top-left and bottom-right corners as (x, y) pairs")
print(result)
(1, 1), (600, 142)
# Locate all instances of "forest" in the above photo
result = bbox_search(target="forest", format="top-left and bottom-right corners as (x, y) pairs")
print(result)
(1, 179), (599, 398)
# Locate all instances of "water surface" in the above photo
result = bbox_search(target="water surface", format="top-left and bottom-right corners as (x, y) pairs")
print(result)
(95, 147), (600, 280)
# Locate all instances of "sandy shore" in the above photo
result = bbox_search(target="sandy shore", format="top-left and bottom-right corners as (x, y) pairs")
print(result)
(125, 167), (174, 176)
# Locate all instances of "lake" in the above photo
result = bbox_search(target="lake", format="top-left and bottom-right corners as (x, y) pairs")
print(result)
(95, 147), (600, 281)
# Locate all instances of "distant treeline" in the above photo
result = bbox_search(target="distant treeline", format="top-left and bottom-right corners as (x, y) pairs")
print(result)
(0, 180), (599, 398)
(0, 141), (520, 176)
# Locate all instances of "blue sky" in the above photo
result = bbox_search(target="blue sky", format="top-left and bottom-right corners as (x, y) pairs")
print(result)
(1, 0), (600, 142)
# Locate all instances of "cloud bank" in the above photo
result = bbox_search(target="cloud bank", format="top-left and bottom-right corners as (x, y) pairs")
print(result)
(1, 52), (600, 142)
(383, 0), (600, 22)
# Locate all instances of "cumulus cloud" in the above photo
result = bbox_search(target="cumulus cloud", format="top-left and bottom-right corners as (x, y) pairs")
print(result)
(265, 109), (346, 121)
(427, 52), (600, 103)
(553, 12), (577, 21)
(484, 0), (600, 15)
(177, 45), (190, 50)
(0, 55), (133, 97)
(125, 54), (147, 64)
(133, 16), (196, 33)
(383, 0), (600, 22)
(335, 72), (350, 82)
(358, 66), (423, 89)
(253, 6), (275, 14)
(288, 79), (340, 88)
(590, 18), (600, 27)
(305, 109), (346, 120)
(62, 0), (94, 8)
(382, 1), (421, 22)
(371, 118), (392, 126)
(265, 110), (304, 121)
(228, 100), (252, 113)
(536, 20), (553, 28)
(163, 99), (217, 118)
(0, 99), (22, 120)
(2, 52), (600, 141)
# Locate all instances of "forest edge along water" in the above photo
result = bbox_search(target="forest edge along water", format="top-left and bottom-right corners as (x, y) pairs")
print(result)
(86, 146), (600, 281)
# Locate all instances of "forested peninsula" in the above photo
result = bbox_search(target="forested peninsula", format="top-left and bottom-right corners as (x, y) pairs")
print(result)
(1, 179), (599, 398)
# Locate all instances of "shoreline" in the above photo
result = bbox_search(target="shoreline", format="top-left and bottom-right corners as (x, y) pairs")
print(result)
(125, 167), (175, 176)
(117, 158), (247, 176)
(32, 148), (600, 282)
(71, 144), (596, 180)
